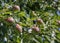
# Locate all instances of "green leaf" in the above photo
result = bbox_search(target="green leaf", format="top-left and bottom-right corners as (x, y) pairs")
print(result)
(18, 11), (25, 17)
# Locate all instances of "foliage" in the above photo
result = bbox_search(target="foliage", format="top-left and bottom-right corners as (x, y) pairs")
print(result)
(0, 0), (60, 43)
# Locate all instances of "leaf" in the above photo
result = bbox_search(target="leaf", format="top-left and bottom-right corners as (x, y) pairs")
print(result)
(18, 11), (25, 17)
(56, 33), (60, 39)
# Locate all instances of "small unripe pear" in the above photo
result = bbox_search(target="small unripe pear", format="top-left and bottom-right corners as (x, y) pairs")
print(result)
(13, 5), (20, 11)
(57, 20), (60, 24)
(16, 24), (22, 32)
(37, 18), (43, 24)
(6, 17), (14, 23)
(32, 25), (40, 32)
